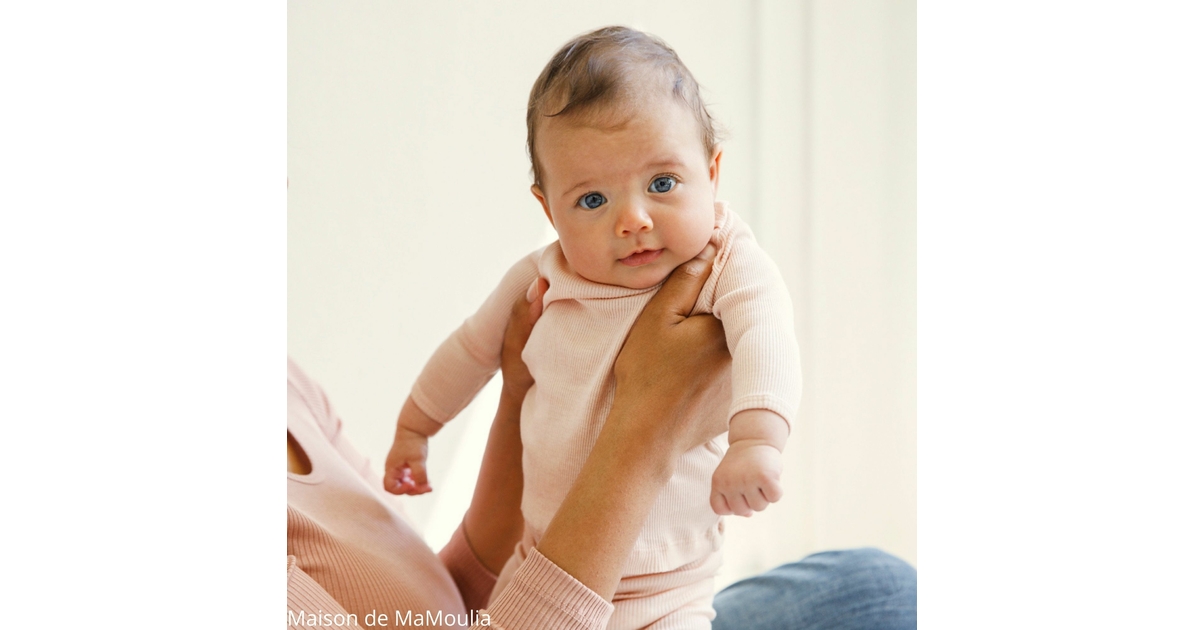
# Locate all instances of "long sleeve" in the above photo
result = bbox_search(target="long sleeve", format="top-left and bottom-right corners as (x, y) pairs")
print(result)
(711, 231), (802, 428)
(439, 522), (612, 629)
(287, 556), (365, 630)
(410, 248), (544, 424)
(477, 551), (613, 630)
(437, 524), (499, 613)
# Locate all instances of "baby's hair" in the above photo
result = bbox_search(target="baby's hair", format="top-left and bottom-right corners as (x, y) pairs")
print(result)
(526, 26), (721, 187)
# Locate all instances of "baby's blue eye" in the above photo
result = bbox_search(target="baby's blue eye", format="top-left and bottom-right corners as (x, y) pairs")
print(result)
(649, 176), (676, 194)
(578, 192), (606, 210)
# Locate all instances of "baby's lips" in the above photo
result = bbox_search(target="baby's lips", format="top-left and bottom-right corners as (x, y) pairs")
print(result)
(619, 248), (665, 267)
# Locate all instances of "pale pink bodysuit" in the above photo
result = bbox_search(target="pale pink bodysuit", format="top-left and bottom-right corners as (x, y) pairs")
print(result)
(410, 202), (802, 629)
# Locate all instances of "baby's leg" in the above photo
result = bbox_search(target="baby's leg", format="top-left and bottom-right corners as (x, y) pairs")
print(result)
(644, 593), (715, 630)
(607, 551), (722, 630)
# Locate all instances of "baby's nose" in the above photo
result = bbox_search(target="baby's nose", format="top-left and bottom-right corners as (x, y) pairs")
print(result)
(615, 202), (654, 237)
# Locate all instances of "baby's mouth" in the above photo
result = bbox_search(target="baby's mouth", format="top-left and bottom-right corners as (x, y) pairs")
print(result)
(619, 248), (664, 267)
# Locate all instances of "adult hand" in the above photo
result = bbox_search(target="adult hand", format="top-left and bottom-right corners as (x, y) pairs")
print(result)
(612, 242), (731, 457)
(500, 277), (549, 401)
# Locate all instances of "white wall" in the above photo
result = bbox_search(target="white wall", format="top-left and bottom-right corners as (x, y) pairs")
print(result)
(800, 0), (917, 567)
(289, 0), (916, 588)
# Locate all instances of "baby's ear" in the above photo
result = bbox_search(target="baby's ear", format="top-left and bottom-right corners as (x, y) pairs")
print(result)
(531, 185), (554, 227)
(709, 149), (723, 194)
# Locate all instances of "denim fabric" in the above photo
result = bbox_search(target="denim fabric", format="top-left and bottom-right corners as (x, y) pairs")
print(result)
(712, 548), (917, 630)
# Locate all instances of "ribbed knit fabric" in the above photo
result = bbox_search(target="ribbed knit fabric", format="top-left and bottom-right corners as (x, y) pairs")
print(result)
(492, 524), (720, 629)
(287, 555), (358, 628)
(410, 203), (802, 627)
(437, 525), (500, 613)
(488, 546), (616, 629)
(288, 359), (613, 629)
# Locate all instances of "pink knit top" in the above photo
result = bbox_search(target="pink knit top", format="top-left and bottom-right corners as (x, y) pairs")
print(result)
(287, 359), (613, 629)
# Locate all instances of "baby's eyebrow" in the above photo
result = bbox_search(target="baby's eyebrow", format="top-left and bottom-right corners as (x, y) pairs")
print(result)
(645, 158), (687, 171)
(561, 178), (596, 198)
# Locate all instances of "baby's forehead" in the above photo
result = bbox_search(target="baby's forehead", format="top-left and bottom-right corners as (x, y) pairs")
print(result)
(540, 92), (700, 139)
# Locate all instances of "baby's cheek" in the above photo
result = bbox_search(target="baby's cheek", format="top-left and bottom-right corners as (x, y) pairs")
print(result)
(559, 237), (611, 283)
(673, 211), (718, 259)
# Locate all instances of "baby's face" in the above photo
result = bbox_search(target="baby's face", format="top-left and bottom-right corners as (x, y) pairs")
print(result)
(532, 96), (719, 289)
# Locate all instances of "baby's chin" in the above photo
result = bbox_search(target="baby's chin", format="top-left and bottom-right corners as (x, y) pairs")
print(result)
(617, 272), (673, 290)
(580, 264), (675, 290)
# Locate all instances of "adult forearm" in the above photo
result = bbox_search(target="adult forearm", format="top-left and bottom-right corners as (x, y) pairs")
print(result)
(462, 274), (547, 575)
(462, 388), (527, 574)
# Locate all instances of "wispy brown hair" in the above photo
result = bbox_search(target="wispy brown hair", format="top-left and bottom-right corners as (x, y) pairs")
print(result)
(526, 26), (721, 187)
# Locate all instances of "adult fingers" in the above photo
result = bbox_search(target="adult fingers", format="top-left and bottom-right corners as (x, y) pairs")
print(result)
(645, 243), (717, 322)
(526, 277), (548, 312)
(503, 277), (548, 397)
(510, 277), (548, 345)
(685, 313), (731, 364)
(527, 277), (548, 325)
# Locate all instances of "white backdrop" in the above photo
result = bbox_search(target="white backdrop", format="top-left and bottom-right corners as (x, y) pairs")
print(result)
(288, 0), (916, 589)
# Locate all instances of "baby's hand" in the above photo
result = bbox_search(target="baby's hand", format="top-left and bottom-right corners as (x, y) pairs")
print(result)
(710, 440), (784, 516)
(384, 426), (432, 495)
(383, 397), (442, 495)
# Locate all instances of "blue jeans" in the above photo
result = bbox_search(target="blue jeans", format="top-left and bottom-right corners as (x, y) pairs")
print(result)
(712, 548), (917, 630)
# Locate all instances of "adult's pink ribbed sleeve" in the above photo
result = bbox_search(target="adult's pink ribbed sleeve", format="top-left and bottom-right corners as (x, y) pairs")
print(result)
(439, 529), (614, 629)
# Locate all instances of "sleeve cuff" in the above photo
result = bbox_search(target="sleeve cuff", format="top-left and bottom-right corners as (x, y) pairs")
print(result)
(410, 383), (452, 425)
(438, 523), (499, 613)
(485, 548), (613, 630)
(729, 394), (796, 431)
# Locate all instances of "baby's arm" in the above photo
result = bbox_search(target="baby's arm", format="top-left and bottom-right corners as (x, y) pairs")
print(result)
(711, 409), (789, 516)
(706, 225), (802, 515)
(383, 248), (543, 495)
(383, 397), (442, 494)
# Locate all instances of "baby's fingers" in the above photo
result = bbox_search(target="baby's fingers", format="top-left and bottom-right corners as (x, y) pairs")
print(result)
(383, 463), (431, 495)
(725, 491), (753, 517)
(760, 478), (783, 503)
(407, 461), (432, 494)
(746, 488), (770, 512)
(710, 488), (732, 515)
(381, 463), (404, 494)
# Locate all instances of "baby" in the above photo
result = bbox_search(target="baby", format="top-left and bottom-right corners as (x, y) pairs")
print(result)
(385, 26), (800, 629)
